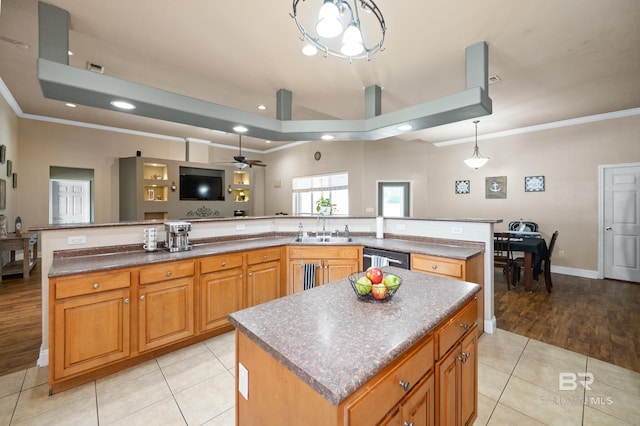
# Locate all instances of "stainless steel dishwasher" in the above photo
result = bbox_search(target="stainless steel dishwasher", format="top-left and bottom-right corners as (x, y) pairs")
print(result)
(362, 246), (410, 269)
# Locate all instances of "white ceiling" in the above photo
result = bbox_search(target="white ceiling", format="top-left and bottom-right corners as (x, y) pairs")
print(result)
(0, 0), (639, 151)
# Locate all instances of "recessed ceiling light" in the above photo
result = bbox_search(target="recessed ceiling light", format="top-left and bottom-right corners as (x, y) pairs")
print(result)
(488, 75), (502, 84)
(321, 135), (334, 141)
(265, 140), (271, 144)
(233, 125), (248, 133)
(257, 104), (266, 110)
(65, 103), (77, 108)
(68, 50), (73, 56)
(302, 44), (318, 56)
(397, 124), (412, 131)
(110, 100), (136, 110)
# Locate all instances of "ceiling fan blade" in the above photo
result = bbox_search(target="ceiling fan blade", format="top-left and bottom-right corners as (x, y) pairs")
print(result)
(247, 160), (267, 167)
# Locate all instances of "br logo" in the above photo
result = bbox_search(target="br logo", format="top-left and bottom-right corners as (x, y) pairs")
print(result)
(558, 372), (594, 391)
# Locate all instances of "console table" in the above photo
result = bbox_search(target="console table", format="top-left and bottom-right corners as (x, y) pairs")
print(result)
(0, 232), (39, 281)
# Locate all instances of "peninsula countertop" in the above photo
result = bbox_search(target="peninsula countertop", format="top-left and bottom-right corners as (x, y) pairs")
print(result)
(47, 235), (483, 278)
(228, 266), (480, 406)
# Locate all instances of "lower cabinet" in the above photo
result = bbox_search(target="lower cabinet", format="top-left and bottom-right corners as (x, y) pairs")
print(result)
(380, 373), (436, 426)
(246, 247), (282, 308)
(287, 246), (362, 294)
(199, 253), (244, 333)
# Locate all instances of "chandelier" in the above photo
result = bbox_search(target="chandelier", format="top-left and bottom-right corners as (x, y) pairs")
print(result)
(291, 0), (386, 60)
(464, 120), (489, 169)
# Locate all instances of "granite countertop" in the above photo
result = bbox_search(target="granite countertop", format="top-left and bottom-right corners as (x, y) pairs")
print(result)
(48, 235), (483, 278)
(228, 266), (480, 406)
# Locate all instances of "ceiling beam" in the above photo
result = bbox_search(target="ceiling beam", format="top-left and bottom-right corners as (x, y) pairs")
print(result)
(36, 2), (492, 142)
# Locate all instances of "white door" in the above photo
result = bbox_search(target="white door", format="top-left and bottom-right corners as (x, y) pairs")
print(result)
(603, 164), (640, 282)
(49, 179), (91, 224)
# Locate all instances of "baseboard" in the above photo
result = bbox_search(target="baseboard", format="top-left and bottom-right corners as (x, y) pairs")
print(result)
(484, 316), (497, 334)
(550, 265), (598, 279)
(37, 348), (49, 367)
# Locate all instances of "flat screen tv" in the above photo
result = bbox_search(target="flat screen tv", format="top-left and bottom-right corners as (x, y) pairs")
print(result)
(179, 166), (225, 201)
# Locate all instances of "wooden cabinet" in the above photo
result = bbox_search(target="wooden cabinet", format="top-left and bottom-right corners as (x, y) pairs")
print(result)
(138, 260), (195, 352)
(246, 248), (282, 308)
(411, 253), (485, 334)
(287, 246), (362, 294)
(435, 300), (478, 426)
(199, 253), (244, 333)
(380, 373), (435, 426)
(50, 270), (132, 381)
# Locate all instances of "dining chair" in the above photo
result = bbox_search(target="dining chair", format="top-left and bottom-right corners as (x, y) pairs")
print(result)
(508, 221), (539, 232)
(515, 230), (559, 293)
(494, 232), (519, 289)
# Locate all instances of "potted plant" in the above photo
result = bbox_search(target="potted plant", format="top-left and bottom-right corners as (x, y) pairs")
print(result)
(316, 196), (335, 215)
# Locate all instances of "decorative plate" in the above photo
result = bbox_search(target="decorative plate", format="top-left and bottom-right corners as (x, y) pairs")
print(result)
(455, 180), (470, 194)
(525, 176), (545, 192)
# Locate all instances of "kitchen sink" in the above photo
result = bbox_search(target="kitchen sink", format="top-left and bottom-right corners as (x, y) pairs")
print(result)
(293, 236), (353, 243)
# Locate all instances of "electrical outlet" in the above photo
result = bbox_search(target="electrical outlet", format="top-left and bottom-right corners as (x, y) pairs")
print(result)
(67, 236), (86, 245)
(558, 250), (565, 257)
(236, 223), (245, 231)
(239, 363), (249, 400)
(396, 224), (406, 230)
(451, 227), (463, 234)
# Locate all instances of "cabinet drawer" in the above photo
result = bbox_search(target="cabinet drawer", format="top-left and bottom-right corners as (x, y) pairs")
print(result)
(55, 270), (131, 299)
(436, 298), (477, 359)
(411, 254), (463, 279)
(288, 246), (360, 260)
(139, 260), (195, 285)
(247, 248), (281, 265)
(347, 336), (434, 425)
(200, 253), (244, 274)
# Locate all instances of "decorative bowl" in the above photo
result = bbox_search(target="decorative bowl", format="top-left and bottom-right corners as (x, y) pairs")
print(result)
(348, 271), (402, 302)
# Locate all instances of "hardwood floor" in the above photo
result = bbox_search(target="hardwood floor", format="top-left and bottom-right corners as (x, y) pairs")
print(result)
(0, 262), (42, 375)
(0, 263), (639, 378)
(494, 269), (640, 373)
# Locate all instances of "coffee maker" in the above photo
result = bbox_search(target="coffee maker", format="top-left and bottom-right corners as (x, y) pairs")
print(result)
(164, 221), (192, 252)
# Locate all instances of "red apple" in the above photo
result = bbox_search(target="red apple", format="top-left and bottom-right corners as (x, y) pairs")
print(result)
(371, 284), (388, 300)
(366, 267), (383, 284)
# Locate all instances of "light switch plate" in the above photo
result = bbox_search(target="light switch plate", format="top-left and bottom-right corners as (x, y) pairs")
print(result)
(238, 362), (249, 400)
(67, 236), (86, 244)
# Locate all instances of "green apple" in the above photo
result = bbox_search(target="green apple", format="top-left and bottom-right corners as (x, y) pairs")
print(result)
(355, 276), (372, 295)
(383, 274), (401, 291)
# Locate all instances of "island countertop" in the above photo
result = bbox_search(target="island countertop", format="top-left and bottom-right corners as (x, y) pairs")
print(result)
(228, 266), (480, 406)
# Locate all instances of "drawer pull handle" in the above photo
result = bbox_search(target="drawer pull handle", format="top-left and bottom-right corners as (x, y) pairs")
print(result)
(166, 271), (172, 277)
(399, 380), (410, 392)
(124, 298), (130, 303)
(263, 255), (268, 259)
(403, 422), (414, 426)
(249, 272), (253, 277)
(93, 283), (99, 289)
(463, 352), (471, 360)
(459, 322), (469, 330)
(222, 262), (227, 266)
(140, 295), (145, 300)
(458, 352), (471, 364)
(431, 265), (437, 270)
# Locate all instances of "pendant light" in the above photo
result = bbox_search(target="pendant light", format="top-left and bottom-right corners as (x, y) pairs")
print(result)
(464, 120), (489, 169)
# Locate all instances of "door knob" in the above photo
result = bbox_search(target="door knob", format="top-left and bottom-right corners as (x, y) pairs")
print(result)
(605, 227), (612, 230)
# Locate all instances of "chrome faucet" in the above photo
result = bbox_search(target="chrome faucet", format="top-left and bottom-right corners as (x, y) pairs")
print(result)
(317, 212), (328, 240)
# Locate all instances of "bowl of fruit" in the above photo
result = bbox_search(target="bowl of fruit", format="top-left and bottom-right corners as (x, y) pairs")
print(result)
(348, 267), (402, 302)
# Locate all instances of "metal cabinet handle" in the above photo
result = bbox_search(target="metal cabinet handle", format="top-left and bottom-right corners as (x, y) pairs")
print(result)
(263, 255), (268, 260)
(403, 422), (414, 426)
(140, 295), (145, 300)
(460, 322), (469, 330)
(463, 352), (471, 360)
(93, 283), (99, 289)
(431, 265), (437, 270)
(458, 354), (466, 364)
(222, 262), (227, 266)
(240, 274), (243, 279)
(124, 298), (130, 303)
(166, 271), (172, 277)
(399, 380), (410, 392)
(249, 272), (253, 277)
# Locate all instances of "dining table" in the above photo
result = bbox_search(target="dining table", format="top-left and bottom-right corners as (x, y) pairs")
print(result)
(495, 235), (548, 291)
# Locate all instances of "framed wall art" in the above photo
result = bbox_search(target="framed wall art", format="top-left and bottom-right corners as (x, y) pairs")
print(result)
(485, 176), (507, 199)
(455, 180), (470, 194)
(0, 145), (5, 164)
(0, 179), (5, 210)
(6, 160), (11, 177)
(12, 173), (17, 189)
(525, 175), (545, 192)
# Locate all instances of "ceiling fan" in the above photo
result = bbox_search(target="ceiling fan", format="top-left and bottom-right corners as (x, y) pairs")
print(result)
(216, 135), (267, 168)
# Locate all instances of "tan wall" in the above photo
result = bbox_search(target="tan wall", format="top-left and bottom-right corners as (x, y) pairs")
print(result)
(0, 96), (19, 230)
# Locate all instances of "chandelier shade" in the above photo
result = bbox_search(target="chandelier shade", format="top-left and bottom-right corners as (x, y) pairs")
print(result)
(292, 0), (386, 60)
(464, 120), (489, 169)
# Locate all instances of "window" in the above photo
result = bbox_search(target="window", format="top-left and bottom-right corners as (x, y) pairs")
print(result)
(378, 182), (410, 217)
(292, 172), (349, 216)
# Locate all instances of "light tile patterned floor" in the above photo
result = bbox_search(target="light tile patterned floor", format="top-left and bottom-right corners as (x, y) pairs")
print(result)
(0, 329), (638, 425)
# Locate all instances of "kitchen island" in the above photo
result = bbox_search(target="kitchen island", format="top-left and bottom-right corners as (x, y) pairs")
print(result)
(229, 266), (480, 425)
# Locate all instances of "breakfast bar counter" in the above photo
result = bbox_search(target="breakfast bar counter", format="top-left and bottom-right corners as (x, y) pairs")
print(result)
(229, 266), (480, 425)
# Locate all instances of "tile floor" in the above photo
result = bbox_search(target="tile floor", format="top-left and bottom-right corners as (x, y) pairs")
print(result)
(0, 329), (638, 425)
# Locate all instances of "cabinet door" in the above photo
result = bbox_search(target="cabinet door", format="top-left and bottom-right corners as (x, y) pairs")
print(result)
(436, 346), (459, 426)
(323, 258), (360, 284)
(200, 268), (243, 332)
(460, 327), (478, 426)
(138, 277), (194, 352)
(247, 261), (280, 308)
(288, 259), (322, 294)
(53, 289), (130, 379)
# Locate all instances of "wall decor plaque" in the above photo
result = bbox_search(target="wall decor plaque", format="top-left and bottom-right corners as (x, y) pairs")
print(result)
(525, 175), (545, 192)
(485, 176), (507, 199)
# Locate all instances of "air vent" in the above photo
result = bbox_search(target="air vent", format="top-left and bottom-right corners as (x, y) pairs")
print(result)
(86, 62), (104, 74)
(488, 75), (502, 84)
